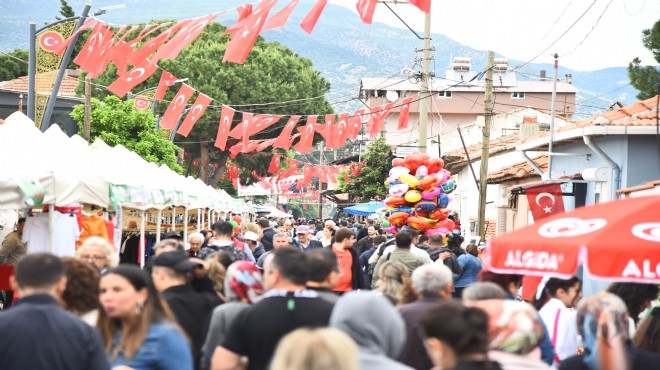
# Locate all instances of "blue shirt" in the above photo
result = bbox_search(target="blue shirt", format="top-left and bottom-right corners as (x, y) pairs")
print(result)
(453, 253), (483, 288)
(110, 323), (193, 370)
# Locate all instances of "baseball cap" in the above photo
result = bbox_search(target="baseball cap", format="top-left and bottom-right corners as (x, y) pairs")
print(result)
(153, 251), (197, 272)
(243, 231), (259, 242)
(163, 231), (183, 240)
(296, 225), (310, 234)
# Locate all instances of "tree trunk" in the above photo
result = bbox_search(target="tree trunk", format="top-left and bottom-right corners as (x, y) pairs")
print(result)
(199, 143), (209, 183)
(207, 150), (230, 186)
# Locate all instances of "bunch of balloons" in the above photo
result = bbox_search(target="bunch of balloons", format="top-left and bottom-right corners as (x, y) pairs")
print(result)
(382, 152), (457, 235)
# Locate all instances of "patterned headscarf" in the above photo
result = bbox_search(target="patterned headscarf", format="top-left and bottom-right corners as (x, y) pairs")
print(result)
(577, 292), (632, 370)
(224, 261), (264, 304)
(467, 299), (544, 355)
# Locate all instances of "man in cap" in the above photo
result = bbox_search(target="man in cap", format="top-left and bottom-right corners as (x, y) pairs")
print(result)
(153, 251), (221, 370)
(163, 230), (183, 241)
(243, 231), (265, 262)
(292, 225), (323, 252)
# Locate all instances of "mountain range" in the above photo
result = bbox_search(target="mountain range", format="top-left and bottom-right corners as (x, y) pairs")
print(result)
(1, 0), (639, 117)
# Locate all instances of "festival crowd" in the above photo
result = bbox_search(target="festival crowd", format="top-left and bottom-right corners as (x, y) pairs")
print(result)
(1, 215), (660, 370)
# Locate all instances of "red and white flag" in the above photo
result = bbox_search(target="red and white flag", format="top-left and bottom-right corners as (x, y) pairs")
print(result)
(133, 96), (151, 110)
(52, 18), (97, 56)
(235, 113), (254, 149)
(273, 116), (301, 150)
(215, 105), (235, 151)
(293, 115), (317, 153)
(367, 102), (394, 138)
(107, 58), (159, 98)
(346, 109), (365, 140)
(228, 114), (282, 139)
(300, 0), (327, 34)
(263, 0), (299, 31)
(223, 0), (278, 64)
(229, 140), (261, 158)
(256, 139), (276, 152)
(160, 84), (195, 130)
(83, 25), (128, 78)
(334, 113), (350, 148)
(268, 154), (282, 174)
(102, 25), (141, 75)
(177, 93), (212, 137)
(315, 114), (335, 150)
(155, 71), (178, 101)
(73, 23), (112, 69)
(302, 163), (313, 186)
(127, 21), (186, 66)
(237, 4), (253, 22)
(397, 96), (416, 130)
(356, 0), (378, 24)
(151, 12), (221, 64)
(409, 0), (431, 13)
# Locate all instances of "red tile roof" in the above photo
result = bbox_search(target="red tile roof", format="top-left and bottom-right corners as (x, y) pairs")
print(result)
(487, 155), (548, 183)
(443, 132), (520, 171)
(0, 69), (80, 97)
(616, 180), (660, 195)
(484, 219), (497, 240)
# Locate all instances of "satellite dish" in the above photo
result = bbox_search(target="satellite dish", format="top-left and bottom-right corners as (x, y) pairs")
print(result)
(385, 90), (399, 102)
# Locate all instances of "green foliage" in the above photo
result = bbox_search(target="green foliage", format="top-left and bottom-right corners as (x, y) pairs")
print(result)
(338, 137), (392, 203)
(286, 199), (318, 220)
(0, 49), (28, 81)
(70, 95), (182, 173)
(628, 19), (660, 100)
(56, 0), (75, 20)
(82, 21), (333, 186)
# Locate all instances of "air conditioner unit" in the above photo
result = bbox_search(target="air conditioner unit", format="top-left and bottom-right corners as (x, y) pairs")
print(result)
(495, 185), (511, 208)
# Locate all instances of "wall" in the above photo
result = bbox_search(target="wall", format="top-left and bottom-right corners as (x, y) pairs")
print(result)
(625, 136), (660, 188)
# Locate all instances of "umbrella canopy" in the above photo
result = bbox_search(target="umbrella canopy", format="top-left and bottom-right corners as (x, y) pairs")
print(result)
(484, 196), (660, 283)
(342, 202), (384, 216)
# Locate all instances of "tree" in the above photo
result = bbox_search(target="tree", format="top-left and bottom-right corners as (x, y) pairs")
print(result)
(55, 0), (75, 20)
(0, 49), (28, 81)
(70, 95), (182, 173)
(338, 137), (393, 203)
(83, 21), (333, 187)
(629, 19), (660, 100)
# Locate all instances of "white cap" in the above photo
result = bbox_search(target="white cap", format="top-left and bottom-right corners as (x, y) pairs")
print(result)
(244, 231), (259, 241)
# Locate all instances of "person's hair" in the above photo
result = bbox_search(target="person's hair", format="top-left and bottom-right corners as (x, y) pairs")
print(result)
(373, 235), (387, 245)
(418, 235), (430, 245)
(206, 259), (226, 294)
(241, 222), (261, 236)
(153, 239), (184, 253)
(212, 221), (234, 236)
(307, 248), (339, 283)
(395, 231), (413, 249)
(375, 260), (414, 304)
(273, 232), (289, 240)
(421, 300), (490, 357)
(607, 282), (659, 323)
(477, 270), (523, 294)
(15, 253), (64, 290)
(633, 307), (660, 352)
(153, 265), (188, 281)
(17, 217), (26, 225)
(271, 247), (310, 285)
(188, 232), (204, 242)
(411, 264), (453, 297)
(466, 244), (478, 257)
(408, 229), (420, 239)
(335, 228), (354, 243)
(61, 257), (100, 315)
(206, 250), (235, 270)
(365, 219), (374, 226)
(533, 276), (581, 310)
(428, 233), (445, 246)
(462, 282), (507, 301)
(270, 328), (359, 370)
(76, 236), (119, 268)
(257, 218), (271, 228)
(98, 265), (176, 360)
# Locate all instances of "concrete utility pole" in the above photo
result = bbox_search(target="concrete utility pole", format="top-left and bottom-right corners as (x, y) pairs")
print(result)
(83, 75), (91, 142)
(477, 51), (494, 239)
(318, 142), (324, 220)
(547, 53), (559, 180)
(418, 11), (432, 153)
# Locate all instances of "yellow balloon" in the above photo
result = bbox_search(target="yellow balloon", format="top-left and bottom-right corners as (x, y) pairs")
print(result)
(399, 173), (419, 188)
(404, 190), (422, 203)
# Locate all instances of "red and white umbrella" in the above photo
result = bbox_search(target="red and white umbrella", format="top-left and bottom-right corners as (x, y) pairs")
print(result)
(484, 196), (660, 283)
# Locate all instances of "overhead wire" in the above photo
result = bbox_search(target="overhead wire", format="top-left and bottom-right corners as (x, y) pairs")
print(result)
(540, 0), (574, 42)
(561, 0), (614, 57)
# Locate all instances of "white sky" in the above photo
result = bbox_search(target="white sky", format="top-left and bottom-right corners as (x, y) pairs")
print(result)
(328, 0), (658, 71)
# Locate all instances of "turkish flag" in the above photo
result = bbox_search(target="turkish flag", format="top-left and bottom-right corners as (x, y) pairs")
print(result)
(315, 114), (335, 150)
(101, 25), (140, 74)
(80, 25), (121, 78)
(256, 139), (276, 152)
(237, 4), (253, 22)
(177, 93), (212, 137)
(397, 96), (416, 130)
(268, 154), (282, 174)
(155, 71), (178, 102)
(367, 102), (394, 138)
(302, 163), (313, 186)
(160, 84), (195, 130)
(334, 113), (350, 148)
(300, 0), (327, 34)
(229, 140), (261, 158)
(356, 0), (378, 24)
(215, 105), (235, 151)
(293, 115), (317, 153)
(107, 58), (159, 98)
(73, 23), (112, 69)
(409, 0), (431, 13)
(228, 114), (282, 139)
(234, 113), (254, 149)
(53, 18), (97, 56)
(151, 12), (221, 64)
(346, 109), (365, 140)
(263, 0), (299, 31)
(279, 158), (300, 179)
(126, 21), (186, 67)
(223, 1), (278, 64)
(273, 116), (301, 150)
(109, 23), (168, 73)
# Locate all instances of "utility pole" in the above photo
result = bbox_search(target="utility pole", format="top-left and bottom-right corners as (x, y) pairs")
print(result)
(83, 75), (91, 142)
(417, 11), (432, 153)
(547, 53), (559, 180)
(477, 51), (494, 239)
(318, 142), (324, 220)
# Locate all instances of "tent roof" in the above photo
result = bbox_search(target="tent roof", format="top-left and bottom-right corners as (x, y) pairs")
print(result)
(342, 202), (384, 216)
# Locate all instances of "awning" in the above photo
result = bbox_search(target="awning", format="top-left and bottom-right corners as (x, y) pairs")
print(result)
(342, 202), (384, 216)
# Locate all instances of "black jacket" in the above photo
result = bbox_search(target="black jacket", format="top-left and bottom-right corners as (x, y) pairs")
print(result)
(348, 246), (366, 290)
(261, 228), (276, 251)
(292, 239), (323, 252)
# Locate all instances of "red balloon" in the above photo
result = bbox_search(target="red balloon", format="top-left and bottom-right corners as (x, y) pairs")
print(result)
(392, 158), (405, 167)
(427, 158), (445, 174)
(435, 219), (455, 231)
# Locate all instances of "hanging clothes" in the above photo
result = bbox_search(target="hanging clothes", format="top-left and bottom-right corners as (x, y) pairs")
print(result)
(76, 215), (110, 250)
(22, 211), (80, 257)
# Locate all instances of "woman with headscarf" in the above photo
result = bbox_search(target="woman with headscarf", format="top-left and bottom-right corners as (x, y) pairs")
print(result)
(633, 306), (660, 353)
(559, 292), (660, 370)
(200, 261), (264, 370)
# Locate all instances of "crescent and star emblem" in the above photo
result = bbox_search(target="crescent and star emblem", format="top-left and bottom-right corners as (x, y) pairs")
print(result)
(535, 192), (556, 214)
(126, 68), (145, 82)
(190, 104), (203, 119)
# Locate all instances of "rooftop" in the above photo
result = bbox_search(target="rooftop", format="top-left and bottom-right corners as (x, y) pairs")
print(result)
(443, 132), (520, 172)
(487, 154), (547, 183)
(616, 180), (660, 195)
(360, 77), (579, 93)
(0, 69), (80, 98)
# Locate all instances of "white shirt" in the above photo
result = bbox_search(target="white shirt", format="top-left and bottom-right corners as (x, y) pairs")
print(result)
(538, 298), (580, 364)
(22, 211), (80, 257)
(383, 244), (433, 264)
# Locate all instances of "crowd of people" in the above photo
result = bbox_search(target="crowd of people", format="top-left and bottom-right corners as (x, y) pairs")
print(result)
(1, 215), (660, 370)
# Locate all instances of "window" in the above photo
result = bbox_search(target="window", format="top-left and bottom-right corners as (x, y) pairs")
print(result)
(438, 91), (452, 98)
(511, 92), (525, 99)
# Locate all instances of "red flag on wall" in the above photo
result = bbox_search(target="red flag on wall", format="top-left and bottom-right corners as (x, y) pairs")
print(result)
(215, 105), (235, 150)
(268, 154), (282, 174)
(293, 115), (317, 153)
(160, 84), (195, 129)
(155, 71), (178, 101)
(356, 0), (378, 24)
(107, 58), (159, 98)
(409, 0), (431, 13)
(177, 93), (212, 137)
(397, 96), (416, 130)
(300, 0), (327, 34)
(273, 116), (301, 150)
(346, 109), (364, 140)
(263, 0), (299, 30)
(223, 1), (278, 64)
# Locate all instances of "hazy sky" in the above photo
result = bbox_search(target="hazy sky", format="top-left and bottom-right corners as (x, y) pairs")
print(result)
(328, 0), (658, 71)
